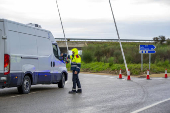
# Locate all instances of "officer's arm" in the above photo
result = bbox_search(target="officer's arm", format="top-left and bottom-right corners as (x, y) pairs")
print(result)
(62, 53), (70, 59)
(75, 55), (81, 72)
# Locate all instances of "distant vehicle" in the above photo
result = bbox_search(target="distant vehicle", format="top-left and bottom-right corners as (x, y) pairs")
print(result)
(0, 19), (68, 94)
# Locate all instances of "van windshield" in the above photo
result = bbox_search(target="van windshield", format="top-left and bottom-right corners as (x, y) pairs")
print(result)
(52, 44), (59, 59)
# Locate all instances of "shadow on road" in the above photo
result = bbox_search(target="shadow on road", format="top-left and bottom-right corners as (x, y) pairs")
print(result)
(0, 85), (60, 98)
(31, 85), (59, 92)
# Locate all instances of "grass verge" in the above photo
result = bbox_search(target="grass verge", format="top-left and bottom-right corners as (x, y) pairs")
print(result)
(66, 62), (170, 76)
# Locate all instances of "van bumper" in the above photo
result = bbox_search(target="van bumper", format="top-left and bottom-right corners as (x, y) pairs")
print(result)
(0, 73), (11, 88)
(0, 74), (7, 88)
(0, 73), (23, 88)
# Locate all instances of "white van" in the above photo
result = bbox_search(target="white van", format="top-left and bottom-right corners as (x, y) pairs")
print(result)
(0, 19), (68, 94)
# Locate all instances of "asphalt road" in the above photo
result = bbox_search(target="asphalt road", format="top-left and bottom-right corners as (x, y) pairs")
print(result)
(0, 73), (170, 113)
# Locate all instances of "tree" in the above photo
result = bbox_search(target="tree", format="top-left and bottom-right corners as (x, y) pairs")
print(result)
(153, 37), (159, 44)
(159, 35), (166, 44)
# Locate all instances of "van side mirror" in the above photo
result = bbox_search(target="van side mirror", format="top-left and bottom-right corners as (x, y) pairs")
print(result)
(59, 56), (69, 64)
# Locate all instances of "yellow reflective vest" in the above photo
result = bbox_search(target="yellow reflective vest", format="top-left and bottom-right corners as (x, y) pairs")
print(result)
(70, 54), (81, 71)
(68, 48), (81, 72)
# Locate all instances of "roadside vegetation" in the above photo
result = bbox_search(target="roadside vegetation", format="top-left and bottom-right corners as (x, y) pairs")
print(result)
(66, 36), (170, 75)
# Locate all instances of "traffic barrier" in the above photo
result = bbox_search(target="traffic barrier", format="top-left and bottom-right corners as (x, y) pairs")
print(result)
(165, 69), (168, 78)
(118, 69), (123, 79)
(146, 70), (150, 80)
(127, 69), (131, 80)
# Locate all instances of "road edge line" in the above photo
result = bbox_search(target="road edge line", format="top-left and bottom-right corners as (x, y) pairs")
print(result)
(131, 98), (170, 113)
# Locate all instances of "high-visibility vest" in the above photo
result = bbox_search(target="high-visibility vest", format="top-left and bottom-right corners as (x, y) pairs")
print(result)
(70, 54), (81, 71)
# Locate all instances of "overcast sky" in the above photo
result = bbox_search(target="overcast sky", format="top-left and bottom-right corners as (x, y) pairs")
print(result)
(0, 0), (169, 40)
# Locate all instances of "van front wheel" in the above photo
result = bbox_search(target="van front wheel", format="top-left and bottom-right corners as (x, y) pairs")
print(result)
(17, 76), (31, 94)
(58, 74), (65, 88)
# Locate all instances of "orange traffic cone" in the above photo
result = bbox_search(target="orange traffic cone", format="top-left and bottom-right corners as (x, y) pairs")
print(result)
(118, 69), (123, 79)
(127, 69), (131, 80)
(146, 70), (150, 80)
(165, 69), (168, 78)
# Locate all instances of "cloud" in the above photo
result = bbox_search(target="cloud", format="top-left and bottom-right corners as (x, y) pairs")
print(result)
(51, 19), (170, 39)
(1, 0), (169, 22)
(0, 0), (169, 40)
(137, 0), (170, 5)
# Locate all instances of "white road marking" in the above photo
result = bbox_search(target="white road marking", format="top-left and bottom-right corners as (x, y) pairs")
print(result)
(131, 98), (170, 113)
(152, 78), (168, 80)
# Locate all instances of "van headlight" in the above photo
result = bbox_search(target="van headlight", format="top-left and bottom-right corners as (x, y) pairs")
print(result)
(1, 77), (7, 80)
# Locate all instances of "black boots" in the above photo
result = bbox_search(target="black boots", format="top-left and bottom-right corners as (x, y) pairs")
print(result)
(68, 90), (76, 94)
(68, 89), (82, 94)
(76, 89), (82, 93)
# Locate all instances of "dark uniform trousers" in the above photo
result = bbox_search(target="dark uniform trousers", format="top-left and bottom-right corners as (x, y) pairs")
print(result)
(72, 70), (81, 90)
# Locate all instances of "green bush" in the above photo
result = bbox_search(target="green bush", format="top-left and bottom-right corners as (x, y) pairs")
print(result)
(118, 57), (124, 64)
(101, 56), (107, 63)
(108, 57), (115, 66)
(81, 42), (170, 64)
(67, 61), (170, 75)
(163, 60), (169, 67)
(167, 38), (170, 45)
(114, 50), (121, 57)
(82, 50), (94, 63)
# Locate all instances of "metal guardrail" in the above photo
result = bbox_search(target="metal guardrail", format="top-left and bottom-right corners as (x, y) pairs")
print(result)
(55, 38), (154, 42)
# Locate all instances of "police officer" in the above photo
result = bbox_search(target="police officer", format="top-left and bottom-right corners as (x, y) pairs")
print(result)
(61, 48), (82, 94)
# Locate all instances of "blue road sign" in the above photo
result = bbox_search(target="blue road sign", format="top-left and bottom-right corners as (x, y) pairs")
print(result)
(140, 50), (156, 54)
(148, 51), (156, 53)
(140, 45), (156, 51)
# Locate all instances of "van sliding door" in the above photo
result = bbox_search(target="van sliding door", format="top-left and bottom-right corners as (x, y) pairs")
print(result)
(37, 36), (52, 84)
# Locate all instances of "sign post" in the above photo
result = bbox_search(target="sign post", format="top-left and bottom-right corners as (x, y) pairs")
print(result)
(141, 53), (143, 71)
(139, 45), (156, 71)
(149, 53), (151, 70)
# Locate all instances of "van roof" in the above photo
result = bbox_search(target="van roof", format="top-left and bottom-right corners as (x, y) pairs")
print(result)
(0, 18), (50, 32)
